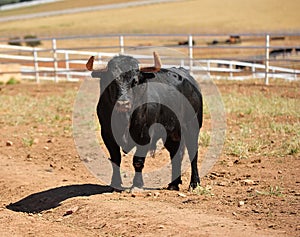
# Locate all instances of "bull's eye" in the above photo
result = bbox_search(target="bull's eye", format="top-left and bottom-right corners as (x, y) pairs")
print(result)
(131, 79), (138, 87)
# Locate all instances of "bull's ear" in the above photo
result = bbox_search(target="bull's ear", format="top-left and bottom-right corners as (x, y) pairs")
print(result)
(141, 72), (155, 79)
(91, 70), (104, 78)
(139, 72), (155, 83)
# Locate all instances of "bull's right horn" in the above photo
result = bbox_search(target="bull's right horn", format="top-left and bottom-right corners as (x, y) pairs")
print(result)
(140, 51), (162, 72)
(86, 56), (108, 72)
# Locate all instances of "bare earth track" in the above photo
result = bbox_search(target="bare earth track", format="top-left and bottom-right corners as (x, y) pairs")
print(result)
(0, 81), (299, 236)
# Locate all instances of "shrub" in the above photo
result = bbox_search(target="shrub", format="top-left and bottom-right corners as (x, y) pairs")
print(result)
(6, 77), (19, 85)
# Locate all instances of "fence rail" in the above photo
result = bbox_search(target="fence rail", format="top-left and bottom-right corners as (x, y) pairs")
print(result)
(0, 33), (300, 84)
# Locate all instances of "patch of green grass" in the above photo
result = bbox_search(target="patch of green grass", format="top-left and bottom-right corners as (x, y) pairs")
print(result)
(239, 123), (253, 138)
(0, 89), (76, 135)
(191, 184), (214, 196)
(226, 140), (249, 159)
(269, 122), (299, 135)
(200, 131), (210, 147)
(224, 91), (299, 118)
(223, 89), (300, 158)
(6, 77), (19, 85)
(248, 139), (266, 153)
(255, 186), (283, 197)
(22, 137), (34, 147)
(283, 137), (300, 155)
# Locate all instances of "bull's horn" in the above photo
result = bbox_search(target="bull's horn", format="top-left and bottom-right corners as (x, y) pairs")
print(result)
(140, 51), (162, 72)
(86, 56), (107, 71)
(86, 56), (95, 71)
(153, 51), (162, 69)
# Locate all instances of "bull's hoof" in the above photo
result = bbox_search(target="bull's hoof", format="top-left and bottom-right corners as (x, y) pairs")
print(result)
(189, 182), (200, 191)
(110, 184), (124, 192)
(132, 183), (144, 189)
(132, 176), (144, 189)
(130, 186), (144, 193)
(167, 184), (180, 191)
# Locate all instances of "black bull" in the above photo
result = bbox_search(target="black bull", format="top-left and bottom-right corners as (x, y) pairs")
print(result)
(86, 53), (203, 190)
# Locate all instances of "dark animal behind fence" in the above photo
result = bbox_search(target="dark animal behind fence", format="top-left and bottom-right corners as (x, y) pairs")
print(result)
(178, 40), (196, 46)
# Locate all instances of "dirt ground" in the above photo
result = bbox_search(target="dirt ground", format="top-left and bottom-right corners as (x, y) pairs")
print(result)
(0, 81), (299, 237)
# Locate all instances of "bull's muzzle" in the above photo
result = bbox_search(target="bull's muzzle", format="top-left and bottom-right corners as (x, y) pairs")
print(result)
(115, 100), (131, 112)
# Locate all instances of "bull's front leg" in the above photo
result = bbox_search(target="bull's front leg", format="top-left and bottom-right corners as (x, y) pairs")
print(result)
(110, 154), (122, 189)
(101, 128), (123, 189)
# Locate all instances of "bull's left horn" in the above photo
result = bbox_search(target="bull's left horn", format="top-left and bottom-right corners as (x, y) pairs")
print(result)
(86, 56), (95, 71)
(86, 56), (108, 72)
(140, 51), (162, 72)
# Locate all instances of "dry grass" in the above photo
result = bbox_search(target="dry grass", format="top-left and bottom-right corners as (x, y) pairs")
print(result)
(0, 0), (300, 36)
(0, 0), (135, 17)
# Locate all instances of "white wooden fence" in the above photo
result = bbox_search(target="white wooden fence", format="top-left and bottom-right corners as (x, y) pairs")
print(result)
(0, 34), (299, 84)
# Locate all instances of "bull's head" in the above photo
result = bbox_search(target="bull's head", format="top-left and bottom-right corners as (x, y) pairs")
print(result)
(86, 52), (161, 113)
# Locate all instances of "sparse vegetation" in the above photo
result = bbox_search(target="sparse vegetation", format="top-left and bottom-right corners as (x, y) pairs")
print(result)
(223, 87), (300, 158)
(0, 80), (299, 236)
(200, 131), (210, 147)
(22, 137), (34, 147)
(6, 77), (19, 85)
(255, 186), (283, 197)
(0, 87), (75, 135)
(192, 184), (214, 196)
(226, 140), (249, 159)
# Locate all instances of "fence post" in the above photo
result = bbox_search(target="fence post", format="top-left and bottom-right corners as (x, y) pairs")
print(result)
(252, 65), (256, 78)
(180, 59), (184, 67)
(52, 38), (58, 82)
(33, 47), (40, 83)
(229, 62), (233, 79)
(265, 34), (270, 85)
(207, 60), (211, 78)
(65, 52), (70, 81)
(97, 53), (102, 67)
(188, 35), (193, 72)
(119, 35), (124, 54)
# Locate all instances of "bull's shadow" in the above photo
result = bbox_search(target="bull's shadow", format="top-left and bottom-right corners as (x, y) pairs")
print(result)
(6, 184), (113, 213)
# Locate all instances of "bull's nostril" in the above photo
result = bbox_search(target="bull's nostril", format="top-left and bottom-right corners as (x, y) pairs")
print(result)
(119, 101), (129, 105)
(116, 100), (131, 111)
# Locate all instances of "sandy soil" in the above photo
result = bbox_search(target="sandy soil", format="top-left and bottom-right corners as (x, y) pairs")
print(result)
(0, 81), (299, 237)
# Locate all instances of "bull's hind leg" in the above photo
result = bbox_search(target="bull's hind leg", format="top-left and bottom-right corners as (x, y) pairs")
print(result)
(185, 129), (200, 190)
(132, 149), (147, 188)
(165, 139), (184, 191)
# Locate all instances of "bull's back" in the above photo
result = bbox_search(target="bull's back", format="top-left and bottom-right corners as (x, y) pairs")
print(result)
(152, 68), (203, 127)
